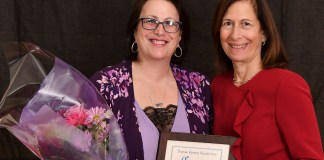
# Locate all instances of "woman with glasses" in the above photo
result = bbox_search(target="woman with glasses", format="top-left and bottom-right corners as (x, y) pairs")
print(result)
(211, 0), (323, 159)
(90, 0), (212, 159)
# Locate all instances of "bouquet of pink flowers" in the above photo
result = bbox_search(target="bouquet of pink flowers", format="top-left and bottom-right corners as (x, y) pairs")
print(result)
(59, 104), (115, 152)
(0, 42), (128, 159)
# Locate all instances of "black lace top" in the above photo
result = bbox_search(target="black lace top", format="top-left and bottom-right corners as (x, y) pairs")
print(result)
(143, 104), (177, 133)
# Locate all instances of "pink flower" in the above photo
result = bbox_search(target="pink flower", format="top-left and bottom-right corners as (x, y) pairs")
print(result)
(86, 106), (106, 125)
(62, 105), (110, 149)
(63, 104), (88, 126)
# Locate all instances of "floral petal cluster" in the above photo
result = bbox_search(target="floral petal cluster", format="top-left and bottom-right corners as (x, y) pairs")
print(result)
(62, 104), (112, 148)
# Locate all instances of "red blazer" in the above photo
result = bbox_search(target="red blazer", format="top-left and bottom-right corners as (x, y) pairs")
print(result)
(212, 68), (323, 160)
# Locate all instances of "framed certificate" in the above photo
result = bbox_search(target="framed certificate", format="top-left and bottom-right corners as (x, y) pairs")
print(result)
(156, 132), (237, 160)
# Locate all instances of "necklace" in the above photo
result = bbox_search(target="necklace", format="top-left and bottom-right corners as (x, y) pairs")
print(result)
(146, 69), (171, 108)
(232, 78), (250, 84)
(147, 86), (166, 108)
(233, 69), (262, 84)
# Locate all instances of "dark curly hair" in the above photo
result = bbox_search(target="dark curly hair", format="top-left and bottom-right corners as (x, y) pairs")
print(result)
(126, 0), (189, 65)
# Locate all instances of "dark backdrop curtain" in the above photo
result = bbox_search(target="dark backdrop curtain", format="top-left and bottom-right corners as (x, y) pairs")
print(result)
(0, 0), (323, 158)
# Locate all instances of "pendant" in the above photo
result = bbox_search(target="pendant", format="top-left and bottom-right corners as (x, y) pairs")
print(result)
(155, 102), (163, 108)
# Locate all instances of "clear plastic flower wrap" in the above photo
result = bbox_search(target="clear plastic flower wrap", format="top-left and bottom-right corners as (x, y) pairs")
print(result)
(0, 42), (128, 160)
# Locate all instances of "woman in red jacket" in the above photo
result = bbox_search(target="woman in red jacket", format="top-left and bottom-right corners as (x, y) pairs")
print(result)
(211, 0), (324, 159)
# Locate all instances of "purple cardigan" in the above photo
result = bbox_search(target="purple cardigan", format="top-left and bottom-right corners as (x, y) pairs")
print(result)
(90, 60), (212, 160)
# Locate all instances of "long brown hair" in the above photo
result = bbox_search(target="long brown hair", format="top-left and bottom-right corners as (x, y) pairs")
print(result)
(211, 0), (288, 74)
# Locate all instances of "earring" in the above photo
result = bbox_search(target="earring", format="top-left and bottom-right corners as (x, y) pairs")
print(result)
(131, 42), (138, 53)
(174, 46), (182, 57)
(262, 41), (266, 46)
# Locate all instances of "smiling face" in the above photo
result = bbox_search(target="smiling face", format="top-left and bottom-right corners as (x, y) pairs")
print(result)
(220, 0), (266, 66)
(134, 0), (181, 62)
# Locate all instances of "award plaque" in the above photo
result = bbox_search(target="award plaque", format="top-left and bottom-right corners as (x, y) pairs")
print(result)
(157, 132), (237, 160)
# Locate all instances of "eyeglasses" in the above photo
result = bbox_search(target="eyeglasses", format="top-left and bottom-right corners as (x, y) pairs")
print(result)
(137, 18), (182, 33)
